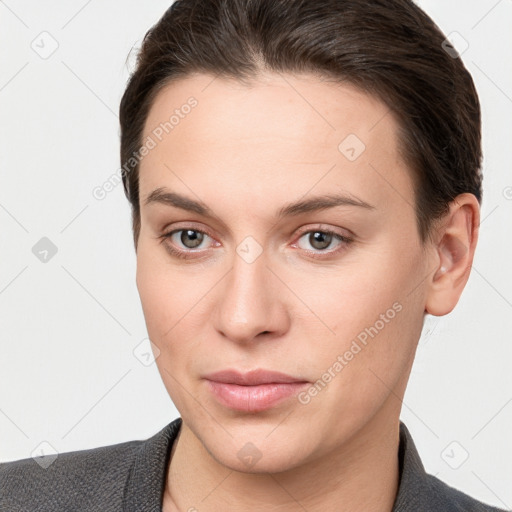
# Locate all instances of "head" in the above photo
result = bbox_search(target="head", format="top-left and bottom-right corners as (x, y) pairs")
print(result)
(120, 0), (482, 472)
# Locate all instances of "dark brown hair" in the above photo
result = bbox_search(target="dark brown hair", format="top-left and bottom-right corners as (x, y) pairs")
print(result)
(119, 0), (482, 250)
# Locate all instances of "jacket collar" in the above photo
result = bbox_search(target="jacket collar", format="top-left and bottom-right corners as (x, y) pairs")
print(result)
(123, 417), (182, 512)
(392, 422), (436, 511)
(123, 418), (434, 511)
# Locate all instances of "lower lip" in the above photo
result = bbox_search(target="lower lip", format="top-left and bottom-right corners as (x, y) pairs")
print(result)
(205, 380), (309, 412)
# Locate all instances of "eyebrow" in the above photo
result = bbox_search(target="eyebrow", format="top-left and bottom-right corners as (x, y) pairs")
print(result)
(143, 187), (376, 219)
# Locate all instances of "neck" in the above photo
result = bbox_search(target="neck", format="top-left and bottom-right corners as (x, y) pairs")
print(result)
(163, 411), (401, 512)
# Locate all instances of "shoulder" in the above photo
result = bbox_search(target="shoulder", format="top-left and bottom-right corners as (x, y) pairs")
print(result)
(423, 472), (508, 512)
(0, 438), (141, 511)
(0, 418), (181, 512)
(395, 422), (509, 512)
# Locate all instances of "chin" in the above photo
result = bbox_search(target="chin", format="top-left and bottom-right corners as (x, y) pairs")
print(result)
(214, 445), (307, 475)
(197, 424), (313, 475)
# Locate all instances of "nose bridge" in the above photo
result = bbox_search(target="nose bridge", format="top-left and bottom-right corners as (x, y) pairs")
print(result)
(214, 242), (281, 342)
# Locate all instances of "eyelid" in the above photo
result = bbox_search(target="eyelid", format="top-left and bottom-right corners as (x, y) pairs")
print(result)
(293, 224), (353, 240)
(291, 225), (353, 259)
(157, 229), (216, 262)
(160, 222), (218, 244)
(159, 223), (354, 261)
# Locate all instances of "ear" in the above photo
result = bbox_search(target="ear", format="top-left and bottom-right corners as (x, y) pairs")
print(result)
(425, 193), (480, 316)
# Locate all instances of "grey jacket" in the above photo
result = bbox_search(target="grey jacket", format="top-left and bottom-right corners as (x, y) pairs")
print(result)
(0, 418), (508, 511)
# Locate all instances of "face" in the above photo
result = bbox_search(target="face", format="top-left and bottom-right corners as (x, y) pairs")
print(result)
(135, 72), (432, 473)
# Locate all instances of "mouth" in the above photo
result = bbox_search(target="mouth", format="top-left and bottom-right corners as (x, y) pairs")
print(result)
(203, 368), (310, 412)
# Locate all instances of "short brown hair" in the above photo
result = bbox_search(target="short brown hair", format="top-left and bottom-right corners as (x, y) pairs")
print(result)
(119, 0), (482, 250)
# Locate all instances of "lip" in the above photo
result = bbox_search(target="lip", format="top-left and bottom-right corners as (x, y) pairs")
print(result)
(203, 369), (310, 412)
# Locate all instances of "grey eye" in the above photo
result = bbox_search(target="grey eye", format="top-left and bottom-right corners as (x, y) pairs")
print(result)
(298, 231), (338, 251)
(177, 229), (205, 249)
(310, 232), (332, 250)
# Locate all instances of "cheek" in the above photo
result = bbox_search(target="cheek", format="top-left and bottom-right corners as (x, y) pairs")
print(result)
(291, 273), (422, 449)
(291, 240), (424, 382)
(319, 296), (420, 434)
(136, 244), (201, 409)
(136, 252), (172, 338)
(288, 253), (408, 342)
(135, 237), (190, 353)
(135, 239), (212, 363)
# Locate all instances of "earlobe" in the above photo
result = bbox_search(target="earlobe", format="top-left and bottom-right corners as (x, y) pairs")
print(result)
(425, 193), (480, 316)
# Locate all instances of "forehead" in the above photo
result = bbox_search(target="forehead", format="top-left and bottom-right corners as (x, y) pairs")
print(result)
(139, 72), (414, 218)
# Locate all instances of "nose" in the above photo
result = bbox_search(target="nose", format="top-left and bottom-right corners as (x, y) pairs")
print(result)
(213, 246), (290, 345)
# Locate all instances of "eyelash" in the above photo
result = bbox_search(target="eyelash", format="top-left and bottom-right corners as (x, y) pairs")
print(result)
(158, 226), (353, 261)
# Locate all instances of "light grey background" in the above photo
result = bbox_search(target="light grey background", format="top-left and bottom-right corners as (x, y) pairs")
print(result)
(1, 0), (511, 508)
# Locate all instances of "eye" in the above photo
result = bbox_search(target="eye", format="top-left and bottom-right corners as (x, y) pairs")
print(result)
(171, 229), (208, 249)
(158, 225), (353, 261)
(159, 227), (217, 260)
(294, 228), (352, 258)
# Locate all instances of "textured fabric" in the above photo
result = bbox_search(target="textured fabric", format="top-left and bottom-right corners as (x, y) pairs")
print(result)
(392, 424), (508, 512)
(0, 418), (507, 511)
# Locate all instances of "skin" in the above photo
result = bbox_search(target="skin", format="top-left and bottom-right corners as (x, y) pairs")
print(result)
(134, 72), (480, 512)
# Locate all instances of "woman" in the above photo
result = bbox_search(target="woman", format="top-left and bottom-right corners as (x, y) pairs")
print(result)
(1, 0), (508, 511)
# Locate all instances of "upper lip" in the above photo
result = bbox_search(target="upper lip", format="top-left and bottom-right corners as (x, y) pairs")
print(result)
(203, 369), (308, 385)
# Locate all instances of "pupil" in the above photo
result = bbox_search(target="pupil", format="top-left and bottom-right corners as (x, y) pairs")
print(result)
(182, 230), (203, 248)
(311, 231), (331, 250)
